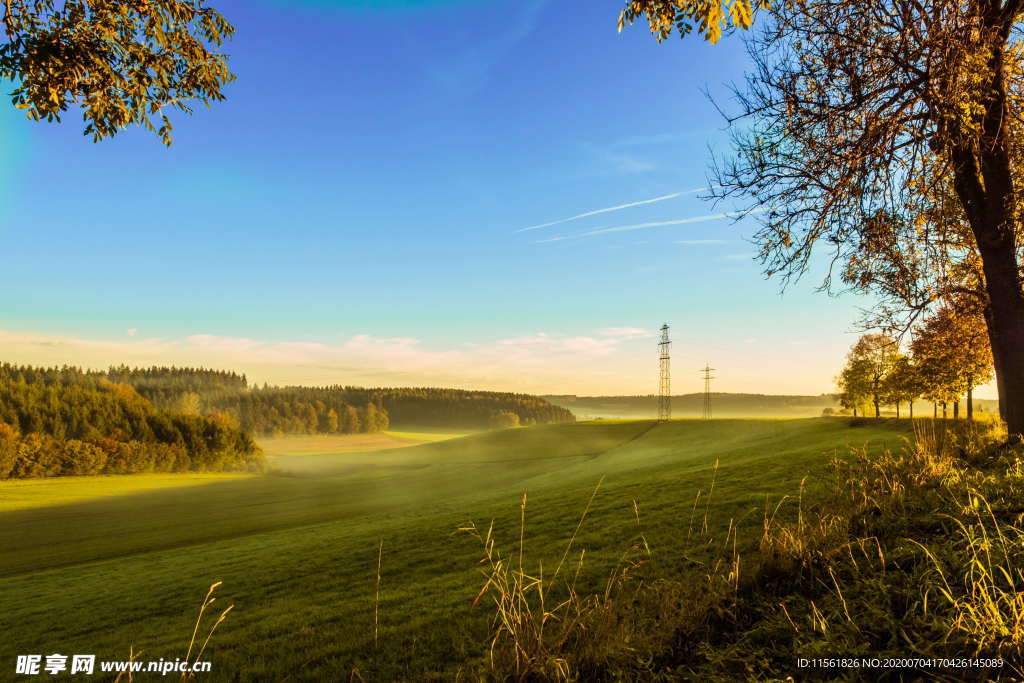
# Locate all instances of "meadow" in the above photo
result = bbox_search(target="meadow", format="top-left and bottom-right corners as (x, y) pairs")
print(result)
(0, 418), (909, 680)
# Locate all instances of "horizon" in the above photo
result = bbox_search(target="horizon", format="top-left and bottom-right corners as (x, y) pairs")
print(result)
(0, 0), (998, 400)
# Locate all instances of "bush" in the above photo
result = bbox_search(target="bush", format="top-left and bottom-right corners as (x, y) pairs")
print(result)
(488, 411), (520, 429)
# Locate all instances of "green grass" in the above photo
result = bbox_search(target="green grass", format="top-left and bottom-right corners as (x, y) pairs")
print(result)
(0, 418), (909, 680)
(256, 429), (468, 457)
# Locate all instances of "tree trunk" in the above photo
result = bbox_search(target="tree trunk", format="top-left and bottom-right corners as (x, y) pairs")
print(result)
(896, 402), (900, 419)
(933, 403), (938, 419)
(909, 401), (914, 419)
(853, 406), (857, 417)
(949, 36), (1024, 439)
(980, 265), (1024, 436)
(874, 397), (880, 418)
(953, 401), (960, 420)
(967, 385), (974, 421)
(942, 403), (947, 419)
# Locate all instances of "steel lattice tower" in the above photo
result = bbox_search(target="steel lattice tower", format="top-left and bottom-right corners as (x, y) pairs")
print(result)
(701, 363), (716, 420)
(658, 324), (671, 422)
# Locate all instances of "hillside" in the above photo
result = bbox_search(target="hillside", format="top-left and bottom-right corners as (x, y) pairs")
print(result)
(0, 418), (907, 679)
(545, 392), (1002, 419)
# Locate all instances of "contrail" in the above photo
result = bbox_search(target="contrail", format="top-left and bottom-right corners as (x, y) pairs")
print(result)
(516, 187), (708, 233)
(533, 208), (768, 243)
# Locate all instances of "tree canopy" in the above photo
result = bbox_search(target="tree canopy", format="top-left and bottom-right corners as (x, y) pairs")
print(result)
(837, 334), (900, 418)
(617, 0), (766, 43)
(1, 0), (235, 145)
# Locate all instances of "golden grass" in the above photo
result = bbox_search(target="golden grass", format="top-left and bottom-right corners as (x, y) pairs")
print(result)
(461, 418), (1024, 679)
(459, 477), (657, 681)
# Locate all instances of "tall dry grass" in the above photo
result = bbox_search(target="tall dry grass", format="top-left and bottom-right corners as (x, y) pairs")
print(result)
(464, 418), (1024, 680)
(115, 582), (233, 683)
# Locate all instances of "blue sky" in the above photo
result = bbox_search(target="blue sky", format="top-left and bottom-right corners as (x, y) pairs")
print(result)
(0, 0), (926, 396)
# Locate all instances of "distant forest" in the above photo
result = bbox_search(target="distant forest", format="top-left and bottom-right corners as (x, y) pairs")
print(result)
(104, 367), (575, 432)
(0, 363), (573, 478)
(545, 393), (1000, 419)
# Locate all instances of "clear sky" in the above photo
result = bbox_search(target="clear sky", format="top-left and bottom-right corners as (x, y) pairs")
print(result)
(2, 0), (970, 397)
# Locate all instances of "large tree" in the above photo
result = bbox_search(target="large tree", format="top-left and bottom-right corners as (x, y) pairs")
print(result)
(1, 0), (235, 145)
(621, 0), (1024, 438)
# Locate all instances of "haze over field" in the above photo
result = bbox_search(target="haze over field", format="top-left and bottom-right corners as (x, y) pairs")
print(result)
(0, 419), (909, 679)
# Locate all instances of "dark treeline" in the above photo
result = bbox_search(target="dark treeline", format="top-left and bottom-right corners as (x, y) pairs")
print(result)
(106, 365), (247, 411)
(0, 364), (263, 478)
(48, 366), (573, 432)
(2, 365), (391, 437)
(210, 387), (390, 436)
(336, 387), (575, 429)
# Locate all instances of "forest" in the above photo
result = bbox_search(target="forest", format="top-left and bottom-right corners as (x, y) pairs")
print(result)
(101, 367), (574, 432)
(0, 365), (263, 478)
(0, 364), (574, 477)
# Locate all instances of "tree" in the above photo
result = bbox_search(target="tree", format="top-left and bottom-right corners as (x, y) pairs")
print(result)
(173, 391), (201, 416)
(837, 356), (871, 418)
(617, 0), (765, 43)
(911, 305), (995, 420)
(841, 335), (900, 418)
(884, 356), (926, 419)
(1, 0), (235, 145)
(621, 0), (1024, 438)
(342, 405), (360, 434)
(322, 408), (339, 434)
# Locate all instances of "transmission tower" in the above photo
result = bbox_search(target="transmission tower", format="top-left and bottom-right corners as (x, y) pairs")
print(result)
(658, 324), (671, 422)
(700, 363), (716, 420)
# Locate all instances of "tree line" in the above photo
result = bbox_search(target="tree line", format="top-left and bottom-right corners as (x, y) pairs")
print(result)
(0, 363), (575, 477)
(0, 365), (263, 478)
(334, 387), (575, 430)
(837, 303), (994, 419)
(210, 387), (390, 436)
(82, 367), (575, 431)
(0, 365), (392, 438)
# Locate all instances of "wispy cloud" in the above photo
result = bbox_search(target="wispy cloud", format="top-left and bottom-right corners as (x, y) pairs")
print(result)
(534, 209), (763, 243)
(722, 252), (757, 261)
(674, 239), (728, 245)
(516, 187), (707, 233)
(598, 327), (653, 340)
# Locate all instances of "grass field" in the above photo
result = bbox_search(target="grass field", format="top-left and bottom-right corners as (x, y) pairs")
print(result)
(257, 430), (470, 458)
(0, 418), (910, 680)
